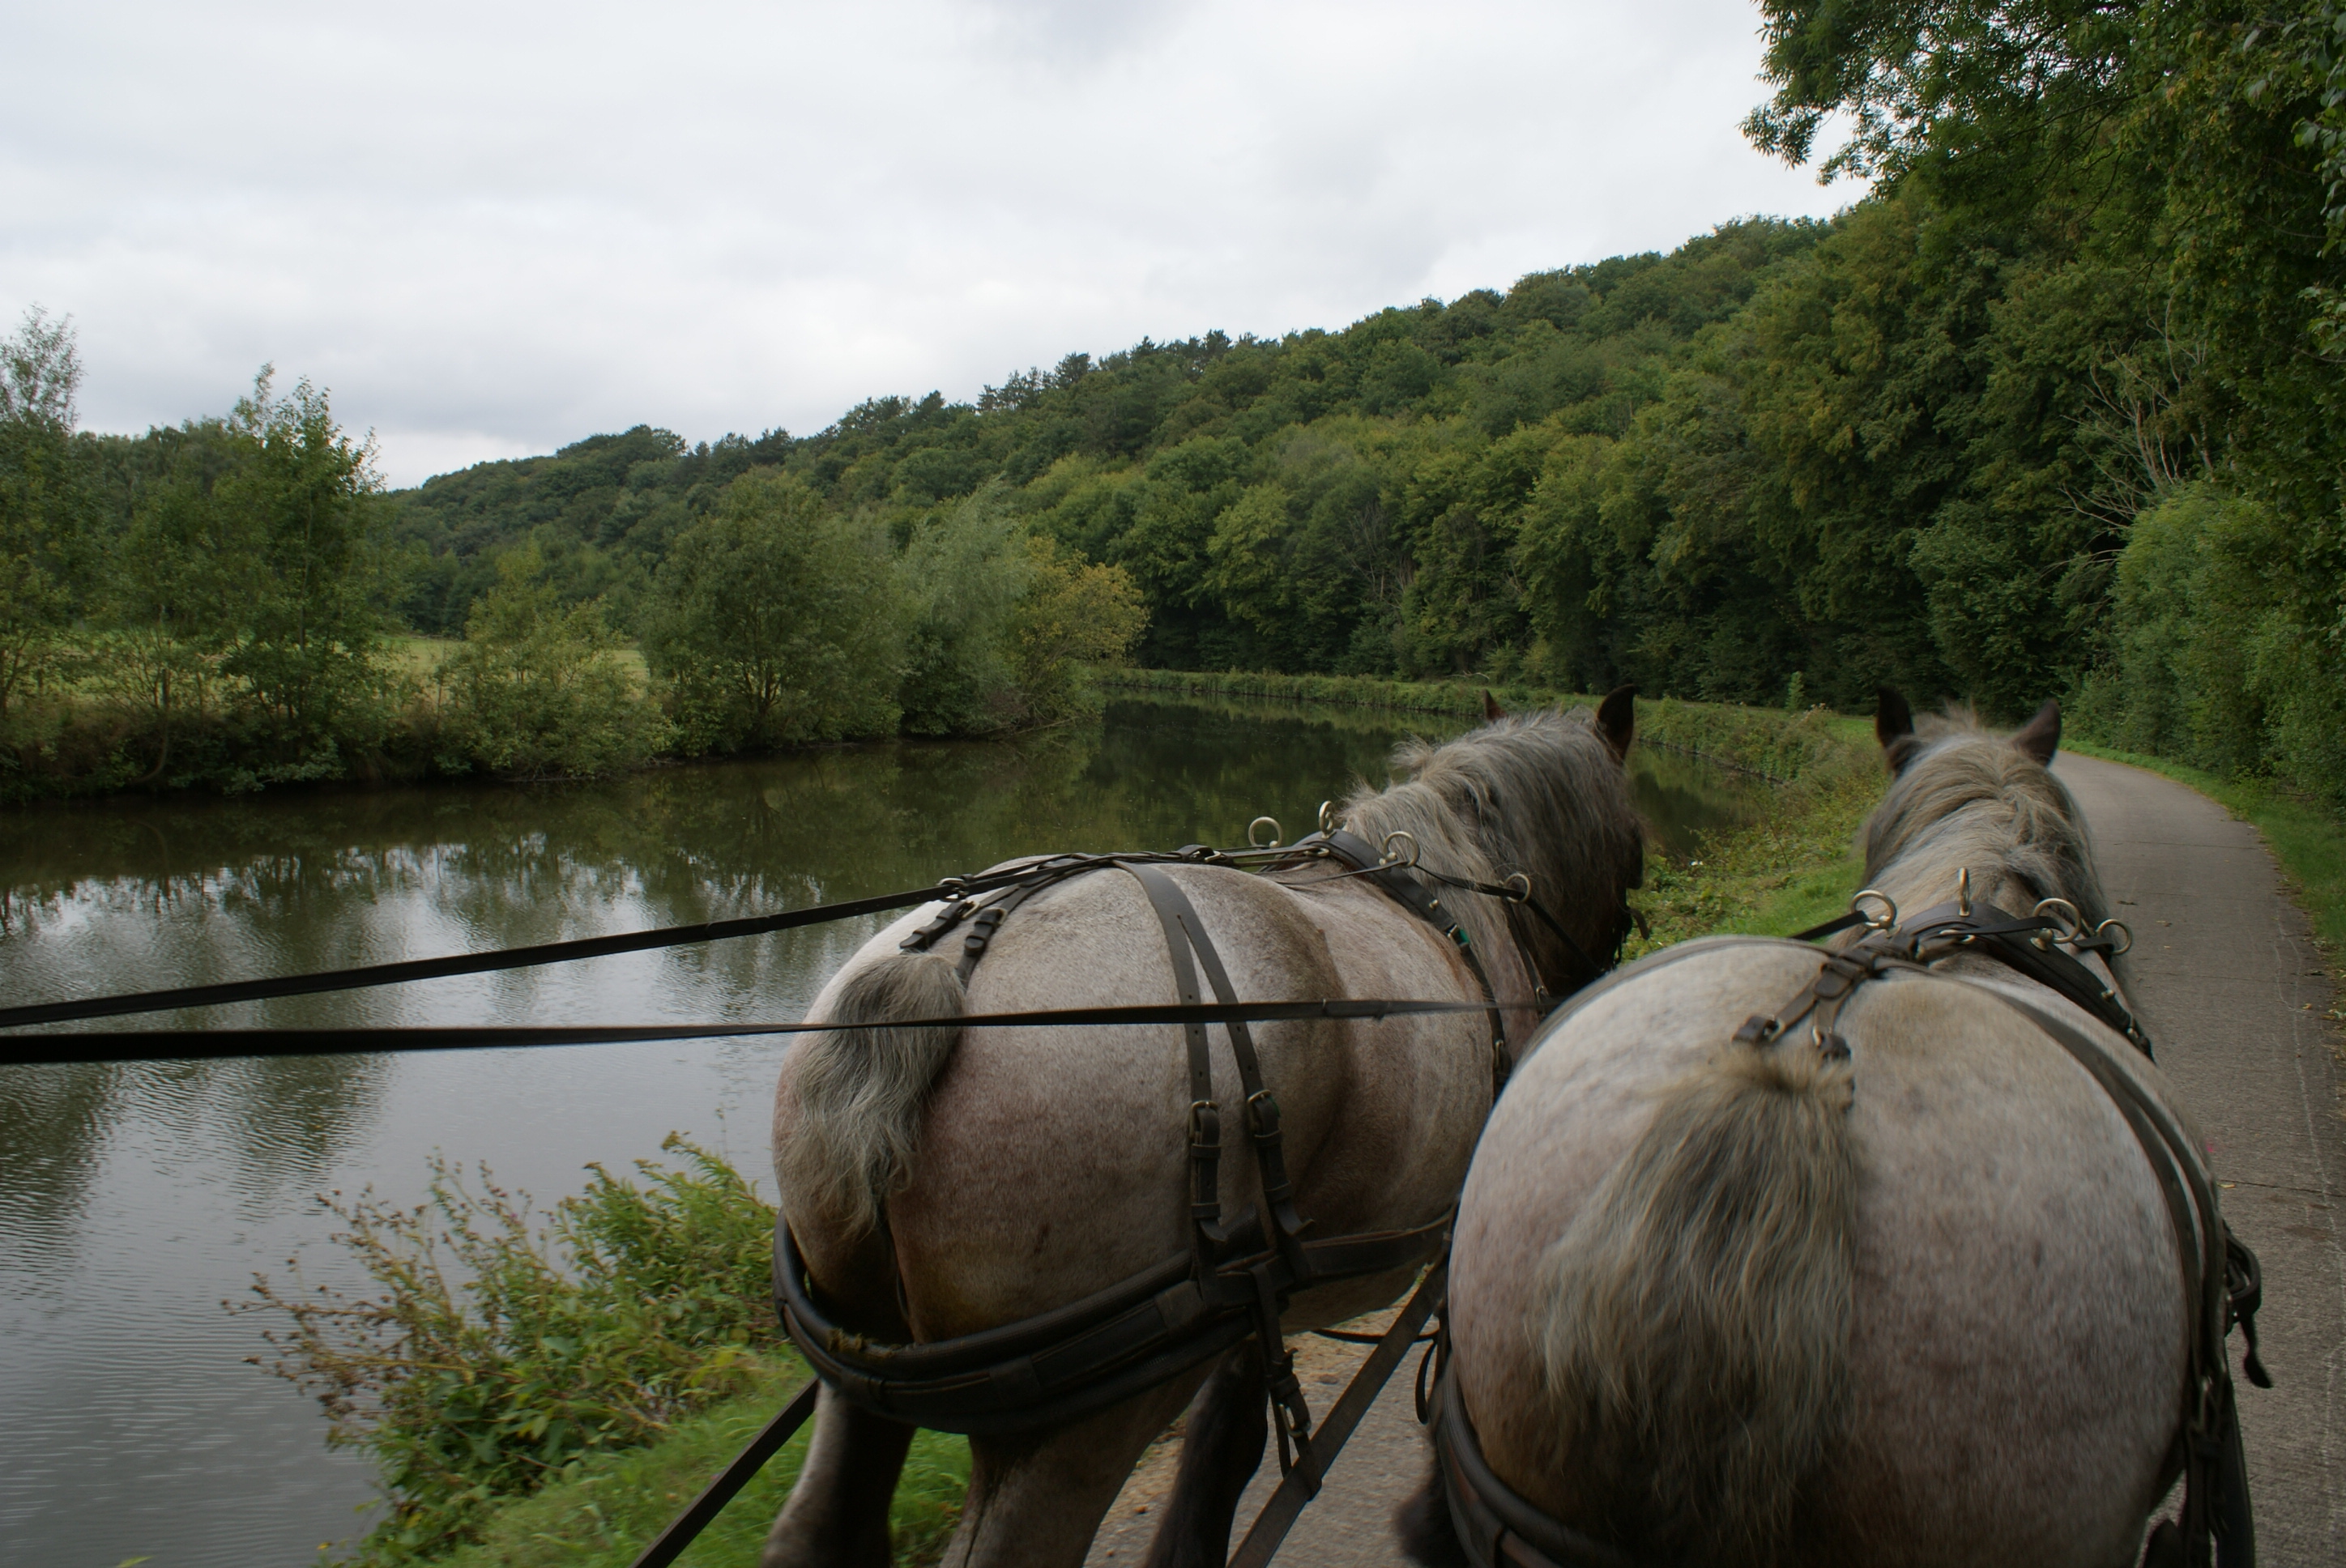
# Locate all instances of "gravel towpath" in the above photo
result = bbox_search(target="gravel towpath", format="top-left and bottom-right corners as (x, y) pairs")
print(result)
(1083, 751), (2344, 1567)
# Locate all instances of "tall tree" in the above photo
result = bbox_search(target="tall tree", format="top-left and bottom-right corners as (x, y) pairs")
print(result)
(643, 471), (905, 749)
(0, 307), (95, 722)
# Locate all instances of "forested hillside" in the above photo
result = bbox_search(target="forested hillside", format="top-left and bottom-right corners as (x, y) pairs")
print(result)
(7, 0), (2342, 804)
(382, 0), (2346, 811)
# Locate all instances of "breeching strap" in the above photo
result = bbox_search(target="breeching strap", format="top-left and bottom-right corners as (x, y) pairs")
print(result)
(1228, 1262), (1448, 1568)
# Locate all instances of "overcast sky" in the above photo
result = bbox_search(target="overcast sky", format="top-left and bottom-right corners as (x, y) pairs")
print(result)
(4, 1), (1852, 487)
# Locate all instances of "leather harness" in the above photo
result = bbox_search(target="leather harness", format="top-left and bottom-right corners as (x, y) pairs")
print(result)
(777, 828), (1613, 1475)
(1429, 901), (2270, 1568)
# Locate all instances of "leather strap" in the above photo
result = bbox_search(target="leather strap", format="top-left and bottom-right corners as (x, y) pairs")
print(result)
(1116, 860), (1321, 1476)
(1432, 1363), (1637, 1568)
(1304, 828), (1515, 1097)
(775, 1208), (1448, 1435)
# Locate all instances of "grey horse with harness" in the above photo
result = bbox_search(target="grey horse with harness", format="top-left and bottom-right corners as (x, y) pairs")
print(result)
(765, 692), (1644, 1568)
(1406, 693), (2266, 1568)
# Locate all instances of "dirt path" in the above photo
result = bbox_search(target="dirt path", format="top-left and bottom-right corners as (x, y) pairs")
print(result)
(2055, 753), (2344, 1564)
(1084, 751), (2344, 1566)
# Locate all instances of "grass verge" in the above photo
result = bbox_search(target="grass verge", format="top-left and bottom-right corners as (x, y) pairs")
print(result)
(1627, 725), (1879, 956)
(424, 1359), (968, 1568)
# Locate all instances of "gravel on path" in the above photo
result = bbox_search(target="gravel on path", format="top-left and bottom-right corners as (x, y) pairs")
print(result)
(1084, 752), (2344, 1567)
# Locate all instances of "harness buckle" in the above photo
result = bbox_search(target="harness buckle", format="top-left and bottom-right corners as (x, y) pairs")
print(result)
(1188, 1099), (1221, 1148)
(1247, 1088), (1282, 1139)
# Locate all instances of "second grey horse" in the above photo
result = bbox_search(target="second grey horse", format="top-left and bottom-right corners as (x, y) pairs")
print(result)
(1405, 694), (2253, 1568)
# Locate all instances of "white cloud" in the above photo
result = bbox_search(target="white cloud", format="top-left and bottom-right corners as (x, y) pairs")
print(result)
(0, 0), (1851, 485)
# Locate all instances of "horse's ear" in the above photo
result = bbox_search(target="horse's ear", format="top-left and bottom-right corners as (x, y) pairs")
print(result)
(2012, 698), (2061, 765)
(1596, 683), (1636, 761)
(1876, 687), (1918, 773)
(1482, 689), (1506, 722)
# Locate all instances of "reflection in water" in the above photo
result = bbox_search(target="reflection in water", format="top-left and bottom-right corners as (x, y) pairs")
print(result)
(0, 697), (1757, 1567)
(1630, 744), (1763, 859)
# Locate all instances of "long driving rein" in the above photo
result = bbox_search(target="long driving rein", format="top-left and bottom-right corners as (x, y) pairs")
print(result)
(1427, 885), (2271, 1568)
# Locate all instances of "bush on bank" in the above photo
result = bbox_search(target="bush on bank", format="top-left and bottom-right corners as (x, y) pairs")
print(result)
(241, 1136), (787, 1564)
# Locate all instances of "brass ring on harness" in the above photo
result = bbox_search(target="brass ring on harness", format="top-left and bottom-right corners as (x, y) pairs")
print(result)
(1502, 872), (1533, 904)
(2029, 897), (2084, 946)
(2092, 918), (2135, 957)
(1380, 830), (1421, 868)
(1318, 799), (1339, 834)
(1248, 816), (1284, 849)
(1850, 888), (1898, 932)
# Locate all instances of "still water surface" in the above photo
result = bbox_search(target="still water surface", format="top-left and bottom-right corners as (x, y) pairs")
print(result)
(0, 697), (1754, 1567)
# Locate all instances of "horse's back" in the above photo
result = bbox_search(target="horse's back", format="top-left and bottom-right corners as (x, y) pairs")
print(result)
(808, 859), (1491, 1340)
(1453, 938), (2189, 1567)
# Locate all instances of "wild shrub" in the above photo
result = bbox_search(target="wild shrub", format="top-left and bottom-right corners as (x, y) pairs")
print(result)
(1009, 534), (1145, 726)
(643, 471), (906, 751)
(240, 1134), (782, 1564)
(2076, 484), (2346, 807)
(433, 548), (671, 778)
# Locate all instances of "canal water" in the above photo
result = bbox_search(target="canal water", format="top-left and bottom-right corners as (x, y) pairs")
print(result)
(0, 696), (1756, 1567)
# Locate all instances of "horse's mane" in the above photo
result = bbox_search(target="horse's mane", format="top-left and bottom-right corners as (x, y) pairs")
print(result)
(1338, 707), (1644, 986)
(1860, 706), (2106, 927)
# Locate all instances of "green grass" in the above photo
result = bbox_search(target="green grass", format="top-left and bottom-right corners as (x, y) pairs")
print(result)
(2062, 739), (2346, 961)
(1625, 714), (1881, 956)
(424, 1360), (968, 1568)
(390, 635), (650, 687)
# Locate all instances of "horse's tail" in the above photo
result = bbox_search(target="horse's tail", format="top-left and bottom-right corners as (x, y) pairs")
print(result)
(1533, 1041), (1858, 1565)
(775, 951), (966, 1236)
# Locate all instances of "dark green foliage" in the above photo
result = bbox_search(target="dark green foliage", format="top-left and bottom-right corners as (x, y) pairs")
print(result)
(2076, 484), (2346, 801)
(642, 472), (905, 750)
(0, 308), (94, 724)
(240, 1136), (784, 1565)
(432, 550), (673, 779)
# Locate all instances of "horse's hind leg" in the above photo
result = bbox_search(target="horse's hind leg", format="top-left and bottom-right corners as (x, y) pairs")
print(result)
(760, 1385), (915, 1568)
(1141, 1344), (1269, 1568)
(944, 1371), (1205, 1568)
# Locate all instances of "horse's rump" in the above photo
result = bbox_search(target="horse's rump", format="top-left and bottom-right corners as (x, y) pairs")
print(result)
(778, 856), (1497, 1341)
(1449, 939), (2190, 1568)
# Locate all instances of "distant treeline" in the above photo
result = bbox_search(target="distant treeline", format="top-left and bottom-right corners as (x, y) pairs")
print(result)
(7, 1), (2341, 806)
(0, 344), (1143, 799)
